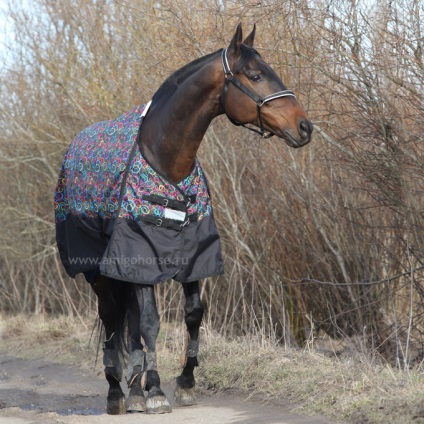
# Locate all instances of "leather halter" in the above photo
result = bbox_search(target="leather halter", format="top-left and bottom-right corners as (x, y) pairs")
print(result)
(220, 48), (296, 138)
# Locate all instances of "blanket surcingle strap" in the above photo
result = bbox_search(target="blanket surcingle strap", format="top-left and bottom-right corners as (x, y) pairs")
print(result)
(54, 103), (224, 285)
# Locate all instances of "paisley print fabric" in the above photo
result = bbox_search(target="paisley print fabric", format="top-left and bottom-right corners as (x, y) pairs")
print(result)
(54, 104), (224, 285)
(54, 105), (211, 224)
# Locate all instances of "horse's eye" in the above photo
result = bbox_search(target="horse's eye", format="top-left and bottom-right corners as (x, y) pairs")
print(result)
(250, 74), (262, 82)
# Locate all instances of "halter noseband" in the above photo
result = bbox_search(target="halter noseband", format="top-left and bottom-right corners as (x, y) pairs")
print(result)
(220, 48), (296, 139)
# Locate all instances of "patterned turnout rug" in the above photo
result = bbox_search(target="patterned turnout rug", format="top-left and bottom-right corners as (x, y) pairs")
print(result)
(55, 104), (223, 284)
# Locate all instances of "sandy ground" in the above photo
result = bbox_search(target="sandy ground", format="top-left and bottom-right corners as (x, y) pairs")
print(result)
(0, 354), (338, 424)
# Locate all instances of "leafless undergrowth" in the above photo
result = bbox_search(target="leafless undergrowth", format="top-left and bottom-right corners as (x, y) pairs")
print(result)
(0, 0), (423, 369)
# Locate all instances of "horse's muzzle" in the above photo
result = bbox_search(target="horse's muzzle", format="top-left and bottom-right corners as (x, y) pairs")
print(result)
(285, 119), (313, 148)
(299, 119), (313, 141)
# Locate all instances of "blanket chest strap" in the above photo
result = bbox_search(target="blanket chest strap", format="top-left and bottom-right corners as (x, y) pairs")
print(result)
(142, 194), (190, 211)
(140, 213), (198, 231)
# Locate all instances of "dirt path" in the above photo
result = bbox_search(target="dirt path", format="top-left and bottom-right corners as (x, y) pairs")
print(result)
(0, 354), (335, 424)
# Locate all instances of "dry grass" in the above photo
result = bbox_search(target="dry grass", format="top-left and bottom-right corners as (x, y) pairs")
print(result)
(198, 330), (424, 424)
(1, 314), (423, 424)
(0, 313), (101, 369)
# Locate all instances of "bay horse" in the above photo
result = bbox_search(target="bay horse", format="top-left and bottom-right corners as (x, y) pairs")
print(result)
(54, 24), (312, 415)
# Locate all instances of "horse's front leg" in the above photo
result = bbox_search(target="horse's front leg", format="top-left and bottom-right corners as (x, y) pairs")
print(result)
(175, 280), (204, 406)
(134, 284), (172, 414)
(90, 275), (126, 415)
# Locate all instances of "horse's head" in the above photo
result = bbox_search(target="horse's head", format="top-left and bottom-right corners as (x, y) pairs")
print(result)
(220, 24), (312, 147)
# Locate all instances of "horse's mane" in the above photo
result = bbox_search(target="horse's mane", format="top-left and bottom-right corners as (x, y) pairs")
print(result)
(152, 45), (258, 104)
(152, 50), (221, 104)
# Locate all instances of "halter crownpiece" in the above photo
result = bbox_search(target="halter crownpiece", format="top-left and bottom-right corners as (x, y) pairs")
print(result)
(220, 48), (296, 138)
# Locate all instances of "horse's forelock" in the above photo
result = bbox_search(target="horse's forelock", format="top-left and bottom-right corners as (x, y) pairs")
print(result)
(233, 45), (261, 73)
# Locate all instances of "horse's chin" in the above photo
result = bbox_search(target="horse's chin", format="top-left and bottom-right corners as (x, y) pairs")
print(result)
(278, 130), (310, 148)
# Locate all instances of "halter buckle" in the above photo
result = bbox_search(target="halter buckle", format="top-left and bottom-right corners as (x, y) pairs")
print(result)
(224, 70), (233, 80)
(222, 48), (233, 80)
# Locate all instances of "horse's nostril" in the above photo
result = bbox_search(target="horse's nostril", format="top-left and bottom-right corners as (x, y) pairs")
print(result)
(299, 119), (312, 138)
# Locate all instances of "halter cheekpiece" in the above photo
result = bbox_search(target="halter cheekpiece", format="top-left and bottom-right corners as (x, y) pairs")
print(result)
(220, 48), (296, 139)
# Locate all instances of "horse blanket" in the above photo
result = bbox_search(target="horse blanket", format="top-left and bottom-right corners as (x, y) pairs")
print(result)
(55, 104), (224, 284)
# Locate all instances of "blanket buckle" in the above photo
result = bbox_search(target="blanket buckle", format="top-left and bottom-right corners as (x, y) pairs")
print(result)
(181, 218), (190, 227)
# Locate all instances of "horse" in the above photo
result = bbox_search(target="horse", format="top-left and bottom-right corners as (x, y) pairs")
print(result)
(54, 23), (312, 415)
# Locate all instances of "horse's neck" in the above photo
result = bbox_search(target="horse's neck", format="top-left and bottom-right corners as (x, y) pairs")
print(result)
(139, 61), (222, 183)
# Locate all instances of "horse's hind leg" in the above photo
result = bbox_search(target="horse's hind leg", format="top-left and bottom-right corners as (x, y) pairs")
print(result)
(125, 288), (147, 413)
(90, 274), (126, 415)
(175, 281), (204, 406)
(133, 284), (172, 414)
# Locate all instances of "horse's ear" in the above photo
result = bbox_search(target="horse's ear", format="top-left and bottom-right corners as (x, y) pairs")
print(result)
(228, 23), (243, 58)
(243, 24), (256, 47)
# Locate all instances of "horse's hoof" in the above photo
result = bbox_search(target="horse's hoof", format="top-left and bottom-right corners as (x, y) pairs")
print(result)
(107, 396), (126, 415)
(126, 394), (147, 413)
(174, 384), (196, 406)
(146, 395), (172, 414)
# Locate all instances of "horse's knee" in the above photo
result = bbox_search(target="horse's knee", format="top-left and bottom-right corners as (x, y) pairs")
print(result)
(141, 308), (160, 340)
(185, 303), (204, 330)
(182, 282), (203, 329)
